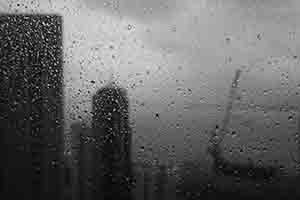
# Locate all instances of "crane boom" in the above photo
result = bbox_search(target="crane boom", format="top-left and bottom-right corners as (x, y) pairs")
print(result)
(209, 69), (242, 151)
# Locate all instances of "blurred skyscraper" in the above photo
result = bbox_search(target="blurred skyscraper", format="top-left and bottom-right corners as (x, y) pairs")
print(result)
(66, 122), (93, 200)
(92, 82), (132, 200)
(0, 15), (64, 200)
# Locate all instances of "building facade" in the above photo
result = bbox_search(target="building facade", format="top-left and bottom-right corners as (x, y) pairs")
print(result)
(92, 83), (132, 200)
(0, 14), (64, 200)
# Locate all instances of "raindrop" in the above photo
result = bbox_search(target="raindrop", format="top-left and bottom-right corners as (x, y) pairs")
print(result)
(225, 37), (231, 43)
(127, 24), (133, 30)
(215, 125), (219, 131)
(154, 113), (160, 119)
(257, 33), (262, 40)
(239, 148), (244, 153)
(231, 130), (237, 138)
(140, 146), (145, 152)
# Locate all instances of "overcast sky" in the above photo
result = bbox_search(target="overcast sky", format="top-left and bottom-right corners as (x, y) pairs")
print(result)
(2, 0), (300, 120)
(2, 0), (300, 170)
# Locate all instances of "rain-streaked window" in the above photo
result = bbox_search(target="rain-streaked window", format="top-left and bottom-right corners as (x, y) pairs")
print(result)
(1, 1), (300, 200)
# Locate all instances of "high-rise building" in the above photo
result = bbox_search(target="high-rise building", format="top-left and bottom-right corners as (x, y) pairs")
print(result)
(66, 122), (92, 200)
(70, 122), (82, 200)
(92, 82), (132, 200)
(0, 14), (64, 200)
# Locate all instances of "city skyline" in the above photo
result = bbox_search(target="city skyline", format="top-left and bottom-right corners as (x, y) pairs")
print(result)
(2, 1), (300, 198)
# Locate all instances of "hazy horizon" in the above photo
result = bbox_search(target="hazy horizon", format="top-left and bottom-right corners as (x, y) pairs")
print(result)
(2, 0), (300, 178)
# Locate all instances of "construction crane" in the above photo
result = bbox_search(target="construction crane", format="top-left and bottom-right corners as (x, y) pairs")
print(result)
(207, 68), (279, 180)
(208, 69), (242, 150)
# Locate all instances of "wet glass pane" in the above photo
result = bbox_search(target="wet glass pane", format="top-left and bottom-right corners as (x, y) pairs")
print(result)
(1, 1), (300, 200)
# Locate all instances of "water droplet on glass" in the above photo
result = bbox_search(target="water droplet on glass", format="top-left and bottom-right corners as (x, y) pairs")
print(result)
(127, 24), (133, 30)
(231, 131), (237, 138)
(155, 113), (160, 119)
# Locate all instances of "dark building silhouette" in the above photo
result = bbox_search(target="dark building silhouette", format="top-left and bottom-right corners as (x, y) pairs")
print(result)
(207, 69), (280, 181)
(65, 122), (94, 200)
(0, 15), (64, 200)
(92, 82), (132, 200)
(69, 122), (82, 200)
(155, 165), (168, 200)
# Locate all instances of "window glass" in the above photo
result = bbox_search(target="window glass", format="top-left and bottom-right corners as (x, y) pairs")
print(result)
(1, 1), (300, 200)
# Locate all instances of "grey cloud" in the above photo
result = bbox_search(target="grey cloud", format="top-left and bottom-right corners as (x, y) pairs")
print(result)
(226, 0), (300, 21)
(83, 0), (297, 21)
(229, 0), (295, 8)
(83, 0), (186, 22)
